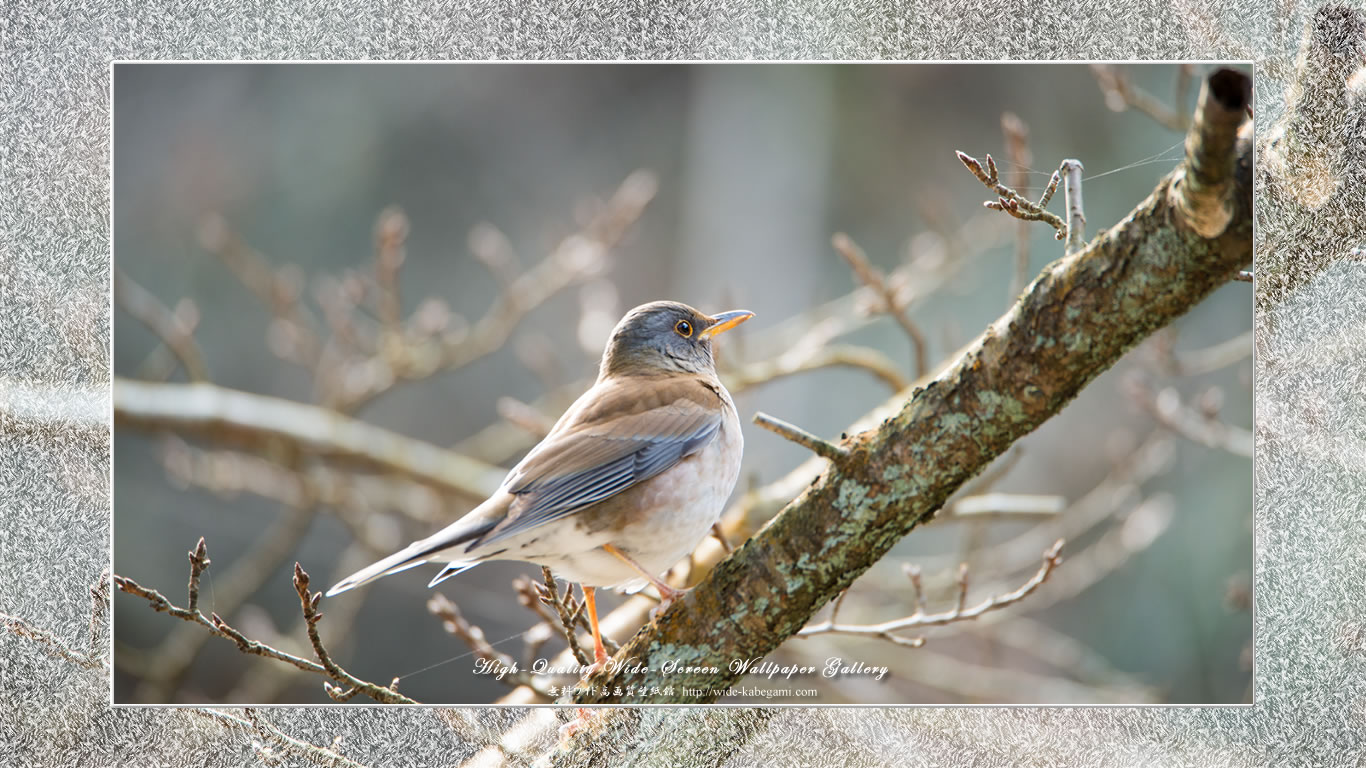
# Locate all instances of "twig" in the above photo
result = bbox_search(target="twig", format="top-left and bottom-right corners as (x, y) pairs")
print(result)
(113, 542), (417, 704)
(495, 396), (556, 438)
(957, 150), (1068, 241)
(832, 232), (929, 378)
(1061, 159), (1086, 254)
(427, 593), (533, 688)
(223, 543), (374, 703)
(243, 708), (373, 768)
(752, 412), (849, 462)
(186, 537), (210, 614)
(710, 522), (733, 555)
(114, 270), (209, 381)
(1001, 112), (1033, 300)
(948, 493), (1067, 519)
(1123, 375), (1253, 457)
(1090, 63), (1191, 132)
(468, 222), (522, 294)
(540, 567), (593, 667)
(798, 540), (1064, 646)
(197, 214), (324, 369)
(331, 171), (657, 412)
(130, 501), (323, 702)
(88, 567), (110, 657)
(3, 566), (110, 672)
(373, 206), (409, 338)
(1150, 328), (1252, 376)
(293, 563), (413, 703)
(0, 611), (107, 670)
(726, 342), (910, 394)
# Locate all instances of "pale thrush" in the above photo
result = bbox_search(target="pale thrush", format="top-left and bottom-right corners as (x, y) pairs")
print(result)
(326, 300), (752, 671)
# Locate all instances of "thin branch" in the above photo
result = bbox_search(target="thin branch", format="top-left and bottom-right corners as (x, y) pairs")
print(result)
(726, 342), (910, 394)
(468, 222), (523, 294)
(1001, 111), (1033, 300)
(88, 567), (110, 658)
(538, 567), (593, 667)
(114, 270), (209, 381)
(832, 232), (929, 378)
(197, 214), (324, 369)
(331, 171), (657, 412)
(957, 150), (1068, 241)
(292, 563), (413, 704)
(427, 593), (533, 688)
(1149, 328), (1253, 376)
(113, 541), (417, 704)
(710, 522), (733, 555)
(0, 611), (107, 670)
(1061, 159), (1086, 254)
(798, 540), (1064, 645)
(495, 396), (556, 439)
(115, 575), (325, 676)
(752, 411), (850, 462)
(185, 537), (210, 615)
(224, 543), (374, 704)
(1124, 375), (1253, 457)
(373, 207), (409, 337)
(243, 708), (373, 768)
(948, 493), (1067, 519)
(1090, 63), (1191, 132)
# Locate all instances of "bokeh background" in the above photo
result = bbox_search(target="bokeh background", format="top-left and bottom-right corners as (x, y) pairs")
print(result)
(113, 63), (1251, 705)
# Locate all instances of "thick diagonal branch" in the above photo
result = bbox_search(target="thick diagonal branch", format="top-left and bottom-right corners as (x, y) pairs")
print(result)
(570, 68), (1252, 705)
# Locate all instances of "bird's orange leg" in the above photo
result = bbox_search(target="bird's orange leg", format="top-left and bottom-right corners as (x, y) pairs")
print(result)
(560, 587), (610, 746)
(602, 543), (688, 614)
(582, 586), (610, 676)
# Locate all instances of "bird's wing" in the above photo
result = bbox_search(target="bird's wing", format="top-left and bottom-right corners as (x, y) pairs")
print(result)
(471, 374), (725, 548)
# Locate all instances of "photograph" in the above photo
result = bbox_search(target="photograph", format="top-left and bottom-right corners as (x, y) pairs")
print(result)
(110, 62), (1252, 706)
(14, 1), (1366, 765)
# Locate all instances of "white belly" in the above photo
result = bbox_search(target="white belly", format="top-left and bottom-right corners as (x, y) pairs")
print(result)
(536, 399), (743, 590)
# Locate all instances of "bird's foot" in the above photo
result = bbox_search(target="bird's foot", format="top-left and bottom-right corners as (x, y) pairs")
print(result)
(581, 641), (611, 679)
(558, 707), (602, 747)
(648, 583), (690, 622)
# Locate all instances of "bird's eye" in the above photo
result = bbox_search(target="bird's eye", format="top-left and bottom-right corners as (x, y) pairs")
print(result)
(675, 319), (693, 338)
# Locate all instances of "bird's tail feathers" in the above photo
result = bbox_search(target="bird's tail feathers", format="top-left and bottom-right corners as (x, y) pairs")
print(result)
(427, 562), (478, 588)
(325, 544), (435, 597)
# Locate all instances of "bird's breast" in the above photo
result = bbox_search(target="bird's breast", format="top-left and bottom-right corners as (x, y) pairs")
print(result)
(571, 389), (743, 576)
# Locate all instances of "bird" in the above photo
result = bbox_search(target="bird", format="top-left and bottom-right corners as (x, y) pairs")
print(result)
(325, 300), (752, 673)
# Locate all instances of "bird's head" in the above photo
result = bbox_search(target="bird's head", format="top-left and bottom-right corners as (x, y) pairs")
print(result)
(599, 301), (754, 378)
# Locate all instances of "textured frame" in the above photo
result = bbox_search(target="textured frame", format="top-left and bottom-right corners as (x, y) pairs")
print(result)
(2, 2), (1362, 765)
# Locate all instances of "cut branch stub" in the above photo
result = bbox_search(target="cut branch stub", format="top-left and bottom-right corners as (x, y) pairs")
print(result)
(1173, 68), (1253, 238)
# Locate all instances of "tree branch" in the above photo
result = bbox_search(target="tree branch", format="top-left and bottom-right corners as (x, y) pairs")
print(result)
(832, 232), (929, 378)
(568, 68), (1252, 705)
(113, 377), (505, 502)
(114, 540), (417, 704)
(797, 539), (1064, 646)
(752, 412), (850, 462)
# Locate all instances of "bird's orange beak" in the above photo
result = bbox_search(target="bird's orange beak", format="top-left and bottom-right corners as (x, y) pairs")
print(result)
(699, 309), (754, 339)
